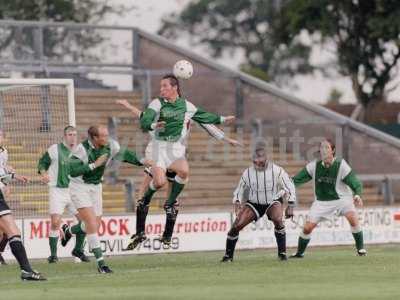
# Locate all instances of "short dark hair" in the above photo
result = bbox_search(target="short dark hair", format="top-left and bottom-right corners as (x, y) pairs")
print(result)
(162, 74), (182, 97)
(88, 125), (100, 139)
(252, 140), (267, 160)
(64, 125), (76, 135)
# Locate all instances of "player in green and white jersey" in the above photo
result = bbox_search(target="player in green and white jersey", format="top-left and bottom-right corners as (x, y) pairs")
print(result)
(38, 126), (99, 264)
(129, 74), (235, 246)
(290, 139), (366, 258)
(116, 99), (242, 250)
(62, 125), (150, 273)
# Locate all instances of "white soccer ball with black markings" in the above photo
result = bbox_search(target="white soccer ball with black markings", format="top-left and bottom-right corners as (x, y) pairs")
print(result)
(173, 60), (193, 79)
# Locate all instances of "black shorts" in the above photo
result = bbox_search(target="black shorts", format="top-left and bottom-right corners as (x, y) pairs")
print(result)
(166, 170), (177, 182)
(144, 168), (177, 182)
(245, 198), (283, 220)
(0, 190), (11, 217)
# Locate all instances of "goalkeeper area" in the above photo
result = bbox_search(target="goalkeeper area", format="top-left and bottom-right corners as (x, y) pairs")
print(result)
(0, 79), (75, 217)
(1, 244), (399, 300)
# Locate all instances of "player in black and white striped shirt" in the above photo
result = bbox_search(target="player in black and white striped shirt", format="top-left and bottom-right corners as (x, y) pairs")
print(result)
(0, 129), (46, 280)
(221, 142), (296, 262)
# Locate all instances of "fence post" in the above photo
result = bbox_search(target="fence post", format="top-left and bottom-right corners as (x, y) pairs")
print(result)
(140, 70), (151, 109)
(0, 92), (4, 129)
(382, 176), (394, 205)
(33, 26), (44, 60)
(251, 118), (262, 138)
(125, 179), (136, 212)
(107, 117), (120, 183)
(341, 122), (350, 163)
(235, 77), (244, 123)
(39, 85), (51, 132)
(132, 28), (140, 91)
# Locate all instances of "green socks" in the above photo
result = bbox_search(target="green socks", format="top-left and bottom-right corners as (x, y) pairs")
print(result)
(71, 221), (85, 234)
(142, 182), (157, 206)
(297, 234), (310, 255)
(49, 236), (58, 257)
(352, 230), (364, 250)
(74, 233), (86, 252)
(70, 221), (86, 252)
(92, 247), (105, 267)
(166, 177), (186, 207)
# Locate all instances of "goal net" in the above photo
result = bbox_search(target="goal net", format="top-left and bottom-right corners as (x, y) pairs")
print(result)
(0, 79), (75, 217)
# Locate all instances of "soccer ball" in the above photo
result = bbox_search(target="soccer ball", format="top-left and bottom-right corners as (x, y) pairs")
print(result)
(173, 60), (193, 79)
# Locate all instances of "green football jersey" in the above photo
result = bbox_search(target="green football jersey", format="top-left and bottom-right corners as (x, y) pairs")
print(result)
(70, 139), (143, 185)
(292, 158), (362, 201)
(140, 97), (223, 143)
(38, 143), (73, 188)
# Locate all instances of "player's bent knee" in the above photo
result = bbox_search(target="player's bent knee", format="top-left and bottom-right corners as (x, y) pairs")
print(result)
(50, 222), (61, 231)
(345, 212), (359, 227)
(274, 224), (285, 234)
(4, 225), (20, 237)
(228, 227), (239, 238)
(303, 223), (316, 235)
(273, 220), (284, 229)
(0, 216), (20, 236)
(153, 178), (166, 189)
(84, 219), (98, 234)
(269, 211), (283, 224)
(177, 170), (189, 180)
(232, 217), (249, 232)
(50, 217), (62, 230)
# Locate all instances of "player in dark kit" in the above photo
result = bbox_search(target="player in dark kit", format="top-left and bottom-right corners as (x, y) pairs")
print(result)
(0, 175), (46, 280)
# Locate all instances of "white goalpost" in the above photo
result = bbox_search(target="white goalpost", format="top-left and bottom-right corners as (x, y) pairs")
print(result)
(0, 78), (75, 217)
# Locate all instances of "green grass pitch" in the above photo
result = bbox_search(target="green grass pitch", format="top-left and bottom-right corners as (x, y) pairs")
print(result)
(1, 244), (399, 300)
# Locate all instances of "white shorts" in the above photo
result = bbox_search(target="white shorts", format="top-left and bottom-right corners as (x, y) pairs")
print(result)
(49, 187), (78, 216)
(70, 182), (103, 216)
(145, 140), (186, 170)
(308, 199), (356, 224)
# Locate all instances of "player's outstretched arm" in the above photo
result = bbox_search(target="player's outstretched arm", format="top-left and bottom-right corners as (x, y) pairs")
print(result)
(38, 151), (51, 183)
(292, 166), (313, 187)
(191, 106), (236, 125)
(340, 159), (363, 206)
(342, 171), (362, 195)
(232, 170), (249, 215)
(0, 172), (29, 183)
(276, 167), (296, 219)
(116, 99), (142, 118)
(139, 99), (166, 132)
(14, 174), (29, 183)
(343, 171), (363, 207)
(114, 148), (152, 167)
(69, 154), (109, 177)
(198, 123), (243, 147)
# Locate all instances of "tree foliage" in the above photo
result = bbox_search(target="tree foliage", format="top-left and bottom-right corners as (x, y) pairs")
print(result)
(159, 0), (313, 86)
(0, 0), (130, 61)
(279, 0), (400, 108)
(160, 0), (400, 112)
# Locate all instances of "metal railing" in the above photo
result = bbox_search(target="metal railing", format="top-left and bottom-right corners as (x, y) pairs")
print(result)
(0, 19), (399, 151)
(359, 174), (400, 205)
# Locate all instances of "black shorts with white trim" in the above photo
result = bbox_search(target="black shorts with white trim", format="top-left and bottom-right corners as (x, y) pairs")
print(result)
(0, 189), (11, 217)
(245, 198), (283, 220)
(144, 168), (177, 182)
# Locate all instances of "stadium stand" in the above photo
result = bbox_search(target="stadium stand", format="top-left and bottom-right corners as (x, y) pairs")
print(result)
(4, 89), (383, 216)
